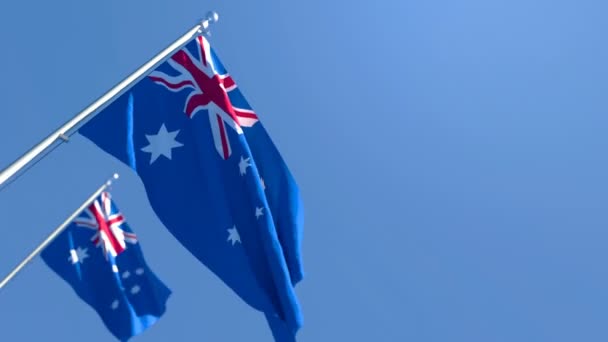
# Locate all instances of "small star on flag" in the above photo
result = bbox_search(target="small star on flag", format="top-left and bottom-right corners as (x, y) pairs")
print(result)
(239, 156), (251, 176)
(255, 207), (264, 219)
(227, 226), (241, 245)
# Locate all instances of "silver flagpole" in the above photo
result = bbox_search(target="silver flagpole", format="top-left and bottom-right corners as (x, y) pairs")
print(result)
(0, 174), (120, 290)
(0, 11), (219, 188)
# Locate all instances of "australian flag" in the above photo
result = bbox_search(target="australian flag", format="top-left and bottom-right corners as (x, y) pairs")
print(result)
(41, 191), (171, 341)
(78, 35), (304, 340)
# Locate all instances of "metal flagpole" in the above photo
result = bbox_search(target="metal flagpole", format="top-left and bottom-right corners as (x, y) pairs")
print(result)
(0, 11), (219, 189)
(0, 174), (120, 290)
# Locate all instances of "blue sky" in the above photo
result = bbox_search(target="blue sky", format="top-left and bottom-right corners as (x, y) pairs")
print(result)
(1, 0), (607, 341)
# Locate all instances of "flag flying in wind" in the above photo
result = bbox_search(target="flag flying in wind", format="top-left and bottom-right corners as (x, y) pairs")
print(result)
(41, 191), (171, 341)
(78, 34), (304, 340)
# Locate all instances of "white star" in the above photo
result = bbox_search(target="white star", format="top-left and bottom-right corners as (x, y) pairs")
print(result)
(141, 123), (184, 164)
(68, 247), (89, 265)
(131, 285), (141, 295)
(135, 268), (145, 276)
(227, 226), (241, 245)
(255, 207), (264, 219)
(239, 156), (251, 176)
(110, 299), (120, 310)
(260, 177), (266, 190)
(122, 271), (131, 279)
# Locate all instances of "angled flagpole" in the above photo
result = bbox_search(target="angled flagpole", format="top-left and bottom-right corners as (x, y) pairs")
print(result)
(0, 174), (120, 290)
(0, 11), (219, 189)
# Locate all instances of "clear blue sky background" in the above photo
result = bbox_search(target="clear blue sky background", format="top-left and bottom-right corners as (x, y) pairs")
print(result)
(1, 0), (607, 341)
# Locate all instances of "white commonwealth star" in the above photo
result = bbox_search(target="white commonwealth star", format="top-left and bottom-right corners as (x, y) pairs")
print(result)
(227, 226), (241, 245)
(239, 156), (251, 176)
(130, 285), (141, 295)
(141, 123), (184, 164)
(255, 207), (264, 219)
(68, 247), (89, 265)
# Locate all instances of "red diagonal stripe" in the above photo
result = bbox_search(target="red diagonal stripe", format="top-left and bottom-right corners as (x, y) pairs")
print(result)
(185, 94), (212, 117)
(149, 76), (194, 90)
(222, 75), (235, 90)
(234, 108), (258, 119)
(107, 215), (124, 227)
(217, 114), (230, 160)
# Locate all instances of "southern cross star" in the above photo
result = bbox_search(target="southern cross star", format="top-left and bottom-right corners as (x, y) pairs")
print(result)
(227, 226), (241, 245)
(239, 156), (251, 176)
(255, 207), (264, 219)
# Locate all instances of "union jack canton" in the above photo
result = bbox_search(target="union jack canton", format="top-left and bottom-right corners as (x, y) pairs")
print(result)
(73, 191), (138, 259)
(149, 35), (259, 160)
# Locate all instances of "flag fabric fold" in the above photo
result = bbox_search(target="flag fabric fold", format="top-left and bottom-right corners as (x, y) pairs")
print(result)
(78, 34), (304, 340)
(41, 191), (171, 342)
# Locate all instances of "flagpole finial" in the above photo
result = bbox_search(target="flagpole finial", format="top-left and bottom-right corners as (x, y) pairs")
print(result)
(206, 11), (219, 23)
(199, 11), (219, 35)
(106, 173), (120, 187)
